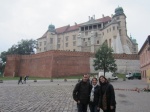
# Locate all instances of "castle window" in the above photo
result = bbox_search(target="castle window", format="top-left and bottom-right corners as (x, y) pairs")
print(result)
(39, 48), (41, 51)
(85, 26), (88, 30)
(93, 25), (97, 29)
(98, 24), (101, 28)
(73, 41), (76, 46)
(89, 26), (92, 30)
(103, 32), (104, 35)
(66, 43), (68, 47)
(81, 27), (84, 31)
(73, 35), (76, 40)
(40, 42), (42, 46)
(88, 38), (90, 40)
(73, 49), (76, 51)
(117, 17), (120, 20)
(58, 38), (61, 43)
(66, 36), (68, 41)
(44, 41), (46, 45)
(107, 29), (109, 33)
(110, 28), (111, 32)
(97, 40), (99, 44)
(57, 44), (60, 48)
(134, 48), (136, 51)
(44, 47), (46, 51)
(113, 26), (115, 30)
(50, 38), (53, 44)
(83, 38), (85, 41)
(118, 22), (120, 26)
(85, 42), (87, 46)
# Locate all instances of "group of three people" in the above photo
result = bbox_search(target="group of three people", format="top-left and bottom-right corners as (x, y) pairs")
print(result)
(73, 74), (116, 112)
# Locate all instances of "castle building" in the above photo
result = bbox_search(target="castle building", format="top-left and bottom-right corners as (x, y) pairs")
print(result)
(37, 7), (138, 54)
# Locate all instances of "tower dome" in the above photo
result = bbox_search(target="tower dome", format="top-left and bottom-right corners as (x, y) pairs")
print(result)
(48, 24), (55, 32)
(114, 6), (124, 16)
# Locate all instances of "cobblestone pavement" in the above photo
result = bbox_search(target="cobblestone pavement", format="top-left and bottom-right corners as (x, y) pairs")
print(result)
(0, 79), (150, 112)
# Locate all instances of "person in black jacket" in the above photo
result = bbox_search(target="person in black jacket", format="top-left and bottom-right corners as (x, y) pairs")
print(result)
(99, 76), (116, 112)
(73, 74), (92, 112)
(89, 77), (100, 112)
(18, 76), (23, 84)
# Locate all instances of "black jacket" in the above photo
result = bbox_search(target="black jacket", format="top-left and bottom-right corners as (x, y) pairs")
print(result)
(99, 83), (116, 109)
(73, 80), (92, 104)
(89, 85), (100, 106)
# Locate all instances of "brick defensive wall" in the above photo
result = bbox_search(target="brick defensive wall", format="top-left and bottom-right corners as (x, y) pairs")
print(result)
(4, 50), (139, 78)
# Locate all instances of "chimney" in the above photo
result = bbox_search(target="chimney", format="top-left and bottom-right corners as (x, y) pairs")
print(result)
(111, 14), (113, 18)
(74, 22), (77, 26)
(102, 14), (104, 18)
(93, 15), (95, 19)
(89, 16), (90, 21)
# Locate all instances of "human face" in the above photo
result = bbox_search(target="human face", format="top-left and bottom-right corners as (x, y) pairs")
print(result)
(92, 78), (97, 85)
(82, 75), (88, 82)
(99, 77), (106, 83)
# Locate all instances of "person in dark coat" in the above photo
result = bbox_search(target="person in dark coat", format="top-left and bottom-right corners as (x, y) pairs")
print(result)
(18, 76), (23, 84)
(99, 76), (116, 112)
(73, 74), (92, 112)
(89, 77), (100, 112)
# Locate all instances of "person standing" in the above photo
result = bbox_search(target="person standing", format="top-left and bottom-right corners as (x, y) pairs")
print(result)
(24, 76), (27, 84)
(18, 76), (23, 84)
(73, 74), (92, 112)
(98, 76), (116, 112)
(89, 77), (100, 112)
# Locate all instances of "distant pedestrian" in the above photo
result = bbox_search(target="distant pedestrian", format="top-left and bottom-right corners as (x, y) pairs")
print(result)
(24, 76), (27, 84)
(73, 74), (92, 112)
(18, 76), (23, 84)
(89, 78), (100, 112)
(99, 76), (116, 112)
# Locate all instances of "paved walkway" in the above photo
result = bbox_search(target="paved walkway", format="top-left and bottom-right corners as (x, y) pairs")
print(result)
(0, 79), (150, 112)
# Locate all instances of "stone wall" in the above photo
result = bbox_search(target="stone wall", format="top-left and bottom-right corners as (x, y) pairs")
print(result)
(4, 51), (91, 78)
(4, 50), (139, 77)
(90, 53), (140, 74)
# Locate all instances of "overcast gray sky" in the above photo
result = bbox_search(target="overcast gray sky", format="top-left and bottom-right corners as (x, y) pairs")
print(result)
(0, 0), (150, 54)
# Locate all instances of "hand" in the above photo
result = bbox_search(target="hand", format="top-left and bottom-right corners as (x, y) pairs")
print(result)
(110, 106), (114, 109)
(97, 107), (100, 110)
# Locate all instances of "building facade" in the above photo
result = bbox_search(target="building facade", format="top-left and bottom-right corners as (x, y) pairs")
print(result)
(138, 35), (150, 80)
(37, 7), (138, 54)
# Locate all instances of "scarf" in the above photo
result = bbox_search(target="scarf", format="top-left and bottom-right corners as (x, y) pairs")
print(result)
(90, 84), (97, 102)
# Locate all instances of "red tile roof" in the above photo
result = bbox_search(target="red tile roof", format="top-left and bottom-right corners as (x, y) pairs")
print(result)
(97, 16), (111, 22)
(38, 16), (111, 40)
(56, 25), (70, 34)
(66, 24), (80, 32)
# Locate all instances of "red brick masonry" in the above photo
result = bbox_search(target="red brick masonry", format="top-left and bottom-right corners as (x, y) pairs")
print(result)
(4, 50), (139, 78)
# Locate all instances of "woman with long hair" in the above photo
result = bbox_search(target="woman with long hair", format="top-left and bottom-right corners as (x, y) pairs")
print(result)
(89, 77), (100, 112)
(99, 76), (116, 112)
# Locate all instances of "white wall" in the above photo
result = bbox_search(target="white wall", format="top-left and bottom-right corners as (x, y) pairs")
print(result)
(90, 58), (140, 74)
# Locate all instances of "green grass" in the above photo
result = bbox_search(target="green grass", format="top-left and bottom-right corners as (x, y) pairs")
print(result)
(0, 75), (84, 80)
(0, 76), (50, 80)
(116, 73), (125, 78)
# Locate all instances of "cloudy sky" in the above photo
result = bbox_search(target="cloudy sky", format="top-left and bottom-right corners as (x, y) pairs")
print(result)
(0, 0), (150, 54)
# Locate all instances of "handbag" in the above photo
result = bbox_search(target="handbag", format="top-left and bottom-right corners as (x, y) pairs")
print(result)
(102, 85), (109, 110)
